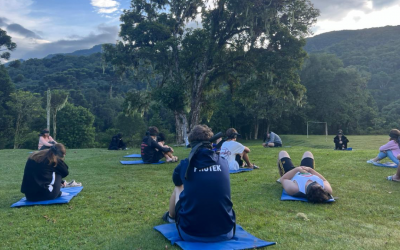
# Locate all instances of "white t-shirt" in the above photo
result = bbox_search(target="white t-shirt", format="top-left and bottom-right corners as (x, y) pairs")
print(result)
(220, 140), (246, 170)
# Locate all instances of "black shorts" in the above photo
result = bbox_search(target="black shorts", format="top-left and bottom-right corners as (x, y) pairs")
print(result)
(147, 150), (164, 163)
(274, 143), (282, 147)
(278, 157), (314, 176)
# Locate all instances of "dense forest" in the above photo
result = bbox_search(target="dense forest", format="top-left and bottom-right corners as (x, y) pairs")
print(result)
(1, 3), (399, 149)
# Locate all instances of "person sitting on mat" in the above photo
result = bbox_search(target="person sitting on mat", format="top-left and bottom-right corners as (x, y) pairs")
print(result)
(387, 155), (400, 182)
(21, 144), (70, 202)
(157, 133), (174, 162)
(278, 150), (333, 203)
(108, 133), (127, 150)
(368, 129), (400, 165)
(38, 128), (57, 150)
(220, 128), (259, 170)
(141, 126), (177, 163)
(333, 129), (349, 150)
(263, 131), (282, 147)
(162, 124), (236, 242)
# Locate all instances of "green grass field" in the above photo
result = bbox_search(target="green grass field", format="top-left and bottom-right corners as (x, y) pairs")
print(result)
(1, 135), (400, 249)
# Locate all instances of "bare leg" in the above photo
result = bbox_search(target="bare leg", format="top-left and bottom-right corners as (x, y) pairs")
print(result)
(392, 155), (400, 181)
(168, 185), (184, 218)
(268, 142), (275, 147)
(301, 151), (314, 160)
(242, 152), (253, 168)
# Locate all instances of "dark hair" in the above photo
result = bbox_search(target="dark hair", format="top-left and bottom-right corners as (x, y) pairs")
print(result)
(188, 125), (213, 143)
(158, 133), (166, 142)
(39, 128), (50, 137)
(226, 128), (239, 139)
(148, 126), (159, 136)
(389, 129), (400, 144)
(30, 144), (66, 167)
(305, 182), (331, 203)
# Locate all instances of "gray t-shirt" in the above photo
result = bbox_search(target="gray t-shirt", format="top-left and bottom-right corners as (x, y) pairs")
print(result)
(267, 132), (282, 144)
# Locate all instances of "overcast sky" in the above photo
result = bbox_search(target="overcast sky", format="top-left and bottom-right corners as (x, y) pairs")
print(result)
(1, 0), (400, 60)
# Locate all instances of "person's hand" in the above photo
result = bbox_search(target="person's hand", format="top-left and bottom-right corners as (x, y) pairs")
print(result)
(61, 182), (66, 187)
(262, 143), (266, 147)
(170, 148), (174, 153)
(339, 141), (342, 144)
(296, 167), (308, 173)
(300, 166), (313, 172)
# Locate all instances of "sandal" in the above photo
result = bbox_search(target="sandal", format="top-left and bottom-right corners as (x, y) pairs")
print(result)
(386, 175), (400, 182)
(65, 180), (82, 187)
(173, 156), (179, 162)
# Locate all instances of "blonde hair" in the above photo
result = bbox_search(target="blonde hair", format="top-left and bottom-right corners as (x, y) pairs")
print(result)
(30, 144), (66, 167)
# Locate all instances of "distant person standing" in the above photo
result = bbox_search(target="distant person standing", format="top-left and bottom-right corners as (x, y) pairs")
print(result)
(263, 131), (282, 147)
(38, 128), (57, 150)
(333, 129), (349, 150)
(108, 133), (127, 150)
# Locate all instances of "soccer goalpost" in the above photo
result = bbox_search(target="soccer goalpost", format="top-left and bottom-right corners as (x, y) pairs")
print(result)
(307, 121), (328, 142)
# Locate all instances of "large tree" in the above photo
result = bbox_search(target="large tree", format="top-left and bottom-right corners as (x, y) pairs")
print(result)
(105, 0), (319, 142)
(0, 28), (16, 61)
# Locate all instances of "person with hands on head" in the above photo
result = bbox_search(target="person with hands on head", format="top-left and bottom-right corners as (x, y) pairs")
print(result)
(278, 151), (333, 203)
(38, 128), (57, 150)
(141, 126), (178, 163)
(21, 144), (70, 202)
(333, 129), (349, 150)
(220, 128), (259, 170)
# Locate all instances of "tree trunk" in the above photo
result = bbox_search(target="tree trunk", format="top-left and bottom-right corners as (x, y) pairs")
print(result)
(13, 113), (21, 149)
(254, 118), (259, 140)
(174, 111), (188, 145)
(109, 84), (113, 99)
(47, 89), (51, 131)
(53, 112), (57, 140)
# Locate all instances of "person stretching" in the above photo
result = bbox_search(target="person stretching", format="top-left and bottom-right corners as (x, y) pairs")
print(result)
(162, 125), (236, 242)
(278, 151), (333, 203)
(141, 126), (177, 163)
(21, 144), (69, 202)
(368, 129), (400, 165)
(263, 131), (282, 147)
(220, 128), (259, 170)
(38, 128), (57, 150)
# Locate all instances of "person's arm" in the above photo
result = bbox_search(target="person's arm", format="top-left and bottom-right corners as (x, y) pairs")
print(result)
(49, 136), (57, 144)
(300, 167), (327, 181)
(333, 136), (339, 143)
(172, 162), (183, 186)
(379, 141), (397, 151)
(151, 139), (171, 152)
(281, 179), (300, 195)
(343, 136), (349, 143)
(56, 160), (69, 178)
(281, 167), (304, 181)
(243, 147), (250, 153)
(39, 137), (54, 147)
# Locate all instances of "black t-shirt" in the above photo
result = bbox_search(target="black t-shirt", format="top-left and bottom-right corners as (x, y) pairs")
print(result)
(21, 157), (69, 201)
(173, 148), (235, 237)
(141, 136), (171, 163)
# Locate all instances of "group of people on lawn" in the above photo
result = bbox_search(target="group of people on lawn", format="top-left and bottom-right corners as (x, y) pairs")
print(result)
(19, 125), (400, 243)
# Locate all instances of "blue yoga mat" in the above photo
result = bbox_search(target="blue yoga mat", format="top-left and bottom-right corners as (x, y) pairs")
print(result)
(124, 154), (142, 158)
(229, 168), (253, 174)
(154, 223), (276, 250)
(11, 186), (83, 208)
(120, 160), (165, 165)
(372, 161), (397, 168)
(281, 190), (335, 202)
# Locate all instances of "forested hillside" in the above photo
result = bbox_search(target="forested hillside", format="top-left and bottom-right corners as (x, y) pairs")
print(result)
(2, 18), (400, 149)
(305, 25), (400, 110)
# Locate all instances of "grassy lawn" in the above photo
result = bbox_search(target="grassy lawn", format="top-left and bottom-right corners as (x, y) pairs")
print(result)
(1, 135), (400, 249)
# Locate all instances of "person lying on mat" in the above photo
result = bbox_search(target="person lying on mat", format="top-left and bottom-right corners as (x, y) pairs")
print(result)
(21, 144), (70, 202)
(162, 125), (236, 242)
(108, 133), (127, 150)
(38, 128), (57, 150)
(278, 151), (333, 203)
(368, 129), (400, 165)
(220, 128), (259, 170)
(387, 155), (400, 182)
(141, 126), (178, 163)
(333, 129), (349, 150)
(263, 131), (282, 148)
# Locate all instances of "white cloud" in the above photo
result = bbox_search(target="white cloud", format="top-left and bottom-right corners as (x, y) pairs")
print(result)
(98, 7), (119, 13)
(91, 0), (120, 14)
(313, 3), (400, 35)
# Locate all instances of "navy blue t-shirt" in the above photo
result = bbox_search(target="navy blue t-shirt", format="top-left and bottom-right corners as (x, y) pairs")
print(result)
(173, 148), (236, 237)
